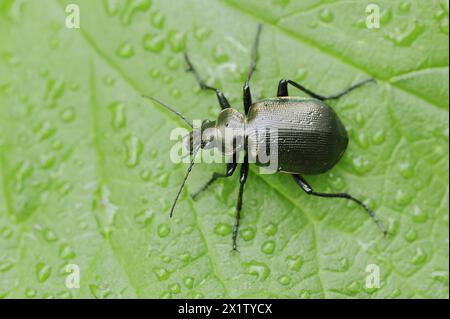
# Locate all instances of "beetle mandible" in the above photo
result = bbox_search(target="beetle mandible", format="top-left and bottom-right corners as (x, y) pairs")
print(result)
(144, 24), (387, 251)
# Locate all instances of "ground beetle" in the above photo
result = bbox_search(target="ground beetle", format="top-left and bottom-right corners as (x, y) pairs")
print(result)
(144, 24), (387, 251)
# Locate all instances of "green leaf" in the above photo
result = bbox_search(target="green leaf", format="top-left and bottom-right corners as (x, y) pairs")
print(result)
(0, 0), (448, 298)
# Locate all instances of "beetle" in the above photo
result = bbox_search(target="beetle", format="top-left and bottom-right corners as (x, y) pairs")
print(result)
(144, 24), (387, 251)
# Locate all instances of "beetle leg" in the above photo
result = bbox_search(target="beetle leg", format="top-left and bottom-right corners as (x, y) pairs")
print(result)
(232, 153), (249, 251)
(277, 78), (375, 100)
(291, 174), (387, 236)
(184, 52), (230, 109)
(190, 162), (237, 200)
(243, 24), (263, 115)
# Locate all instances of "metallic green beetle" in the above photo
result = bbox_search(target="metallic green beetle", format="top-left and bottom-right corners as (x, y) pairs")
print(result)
(145, 24), (386, 251)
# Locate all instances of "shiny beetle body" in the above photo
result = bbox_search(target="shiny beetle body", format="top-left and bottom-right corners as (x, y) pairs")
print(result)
(146, 24), (387, 251)
(246, 97), (348, 174)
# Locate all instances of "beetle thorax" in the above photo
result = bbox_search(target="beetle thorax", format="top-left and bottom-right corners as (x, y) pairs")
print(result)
(215, 108), (246, 155)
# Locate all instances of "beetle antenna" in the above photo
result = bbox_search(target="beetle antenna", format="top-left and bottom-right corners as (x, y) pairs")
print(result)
(142, 94), (193, 128)
(169, 149), (199, 218)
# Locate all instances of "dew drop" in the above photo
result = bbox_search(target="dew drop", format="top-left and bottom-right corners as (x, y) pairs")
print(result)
(120, 0), (151, 26)
(399, 162), (413, 178)
(169, 283), (181, 294)
(214, 223), (231, 236)
(395, 189), (412, 206)
(169, 88), (181, 99)
(116, 42), (134, 58)
(110, 102), (126, 131)
(143, 33), (165, 53)
(240, 227), (256, 241)
(244, 260), (270, 281)
(155, 172), (169, 187)
(40, 154), (56, 170)
(167, 30), (187, 53)
(411, 247), (427, 265)
(103, 0), (120, 16)
(43, 227), (58, 242)
(60, 107), (75, 123)
(36, 262), (52, 283)
(153, 267), (170, 281)
(384, 21), (425, 47)
(286, 255), (303, 272)
(411, 205), (427, 223)
(263, 222), (277, 236)
(34, 121), (56, 141)
(352, 156), (372, 174)
(15, 160), (33, 192)
(25, 287), (37, 298)
(150, 10), (165, 29)
(405, 227), (417, 242)
(59, 243), (76, 260)
(134, 209), (154, 227)
(194, 26), (211, 42)
(300, 290), (310, 299)
(157, 224), (170, 237)
(89, 283), (112, 299)
(294, 68), (308, 82)
(0, 257), (14, 272)
(261, 240), (275, 254)
(345, 281), (360, 295)
(103, 75), (115, 86)
(140, 169), (151, 181)
(212, 46), (230, 63)
(319, 8), (334, 23)
(372, 129), (385, 144)
(183, 277), (194, 289)
(278, 275), (291, 286)
(124, 135), (143, 168)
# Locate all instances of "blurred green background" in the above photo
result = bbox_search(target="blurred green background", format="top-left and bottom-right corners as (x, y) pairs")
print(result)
(0, 0), (448, 298)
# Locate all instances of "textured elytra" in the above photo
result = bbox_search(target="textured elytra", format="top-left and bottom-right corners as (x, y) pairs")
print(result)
(0, 0), (448, 298)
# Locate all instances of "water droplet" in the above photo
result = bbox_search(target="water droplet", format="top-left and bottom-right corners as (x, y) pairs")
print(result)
(124, 135), (143, 168)
(60, 107), (75, 122)
(319, 8), (334, 23)
(43, 227), (58, 242)
(153, 267), (170, 281)
(116, 42), (134, 58)
(103, 75), (115, 86)
(103, 0), (120, 16)
(57, 291), (72, 299)
(134, 209), (154, 227)
(15, 160), (33, 191)
(25, 287), (37, 298)
(40, 154), (56, 170)
(166, 56), (180, 70)
(36, 262), (51, 282)
(194, 26), (211, 42)
(214, 223), (231, 236)
(169, 88), (181, 99)
(356, 132), (369, 149)
(300, 290), (310, 299)
(34, 121), (56, 141)
(155, 172), (169, 187)
(169, 283), (181, 294)
(263, 223), (277, 236)
(345, 281), (360, 295)
(411, 247), (427, 265)
(212, 46), (230, 63)
(261, 240), (275, 254)
(405, 227), (417, 242)
(150, 10), (165, 29)
(392, 288), (401, 297)
(59, 243), (76, 260)
(286, 255), (303, 272)
(395, 189), (412, 206)
(399, 2), (411, 12)
(352, 156), (372, 174)
(149, 68), (160, 79)
(384, 21), (425, 47)
(110, 102), (126, 131)
(140, 169), (151, 181)
(120, 0), (151, 26)
(183, 276), (194, 289)
(411, 205), (427, 223)
(143, 33), (165, 53)
(167, 30), (187, 53)
(93, 184), (118, 237)
(240, 227), (255, 241)
(399, 162), (413, 178)
(244, 260), (270, 281)
(432, 271), (449, 285)
(89, 283), (112, 299)
(278, 275), (291, 286)
(0, 257), (14, 272)
(157, 224), (170, 237)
